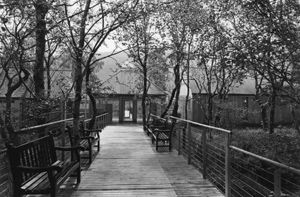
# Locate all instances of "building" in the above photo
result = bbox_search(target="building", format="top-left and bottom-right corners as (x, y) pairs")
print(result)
(188, 77), (295, 126)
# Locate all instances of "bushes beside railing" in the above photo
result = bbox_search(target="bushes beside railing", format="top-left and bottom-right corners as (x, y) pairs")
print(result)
(149, 114), (300, 197)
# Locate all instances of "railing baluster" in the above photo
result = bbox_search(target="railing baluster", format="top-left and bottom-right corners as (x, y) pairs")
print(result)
(178, 123), (181, 155)
(203, 128), (207, 179)
(225, 133), (231, 197)
(188, 122), (191, 164)
(274, 170), (281, 197)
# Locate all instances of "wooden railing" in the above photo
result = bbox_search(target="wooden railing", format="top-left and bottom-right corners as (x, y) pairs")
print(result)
(149, 114), (300, 197)
(0, 113), (110, 197)
(83, 113), (109, 130)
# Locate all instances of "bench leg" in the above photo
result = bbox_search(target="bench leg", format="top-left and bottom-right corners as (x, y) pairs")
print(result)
(77, 165), (81, 183)
(89, 146), (92, 164)
(51, 186), (58, 197)
(97, 139), (100, 152)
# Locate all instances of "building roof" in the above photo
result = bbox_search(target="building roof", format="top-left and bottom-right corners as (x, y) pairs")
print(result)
(190, 77), (256, 95)
(101, 69), (166, 95)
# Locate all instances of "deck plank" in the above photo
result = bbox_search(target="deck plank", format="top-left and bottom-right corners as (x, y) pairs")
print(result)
(27, 124), (224, 197)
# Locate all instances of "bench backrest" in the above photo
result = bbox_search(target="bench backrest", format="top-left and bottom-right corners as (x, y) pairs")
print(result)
(80, 121), (87, 136)
(66, 122), (87, 146)
(153, 117), (169, 128)
(6, 134), (57, 186)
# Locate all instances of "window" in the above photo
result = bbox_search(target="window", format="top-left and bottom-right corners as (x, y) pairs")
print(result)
(242, 97), (248, 121)
(243, 97), (248, 108)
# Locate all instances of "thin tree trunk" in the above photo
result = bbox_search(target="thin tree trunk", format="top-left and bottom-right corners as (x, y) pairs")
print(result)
(142, 67), (148, 130)
(34, 1), (48, 99)
(291, 104), (300, 133)
(161, 86), (178, 118)
(86, 67), (97, 130)
(269, 91), (276, 134)
(72, 0), (91, 145)
(185, 39), (191, 120)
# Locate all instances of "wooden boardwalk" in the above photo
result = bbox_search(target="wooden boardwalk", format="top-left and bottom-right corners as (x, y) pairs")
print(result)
(29, 124), (224, 197)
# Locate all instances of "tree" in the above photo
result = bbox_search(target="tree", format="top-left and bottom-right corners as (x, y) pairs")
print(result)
(0, 1), (35, 143)
(158, 0), (191, 118)
(118, 0), (165, 129)
(235, 0), (300, 133)
(64, 0), (139, 143)
(187, 0), (246, 127)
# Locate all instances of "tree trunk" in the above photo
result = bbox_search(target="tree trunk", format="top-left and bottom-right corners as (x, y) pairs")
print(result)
(142, 67), (148, 130)
(207, 96), (213, 125)
(269, 92), (276, 134)
(72, 0), (91, 145)
(185, 40), (191, 120)
(34, 1), (48, 99)
(291, 104), (300, 133)
(73, 59), (83, 145)
(172, 52), (183, 118)
(161, 85), (178, 118)
(86, 67), (97, 130)
(261, 102), (268, 131)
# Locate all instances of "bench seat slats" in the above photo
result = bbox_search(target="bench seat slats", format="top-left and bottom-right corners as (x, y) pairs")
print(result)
(22, 172), (49, 192)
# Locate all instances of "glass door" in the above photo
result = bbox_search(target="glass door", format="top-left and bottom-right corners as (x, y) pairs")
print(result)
(123, 100), (133, 121)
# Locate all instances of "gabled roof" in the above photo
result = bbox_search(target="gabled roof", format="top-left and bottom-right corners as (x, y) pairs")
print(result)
(101, 69), (166, 95)
(190, 77), (256, 95)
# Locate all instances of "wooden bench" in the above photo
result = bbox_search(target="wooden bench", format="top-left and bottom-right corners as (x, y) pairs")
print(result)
(6, 133), (83, 197)
(66, 120), (101, 164)
(146, 117), (173, 151)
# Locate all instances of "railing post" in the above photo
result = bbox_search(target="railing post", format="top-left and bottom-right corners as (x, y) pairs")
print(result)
(203, 129), (207, 179)
(188, 122), (191, 164)
(61, 102), (66, 160)
(102, 115), (105, 128)
(274, 170), (281, 197)
(225, 133), (231, 197)
(178, 123), (181, 155)
(103, 115), (105, 128)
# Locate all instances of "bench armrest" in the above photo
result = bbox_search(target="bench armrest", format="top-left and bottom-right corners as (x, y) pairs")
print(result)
(17, 162), (63, 173)
(154, 128), (171, 133)
(83, 130), (101, 138)
(55, 146), (85, 152)
(151, 126), (167, 131)
(84, 129), (102, 133)
(80, 136), (95, 140)
(55, 146), (83, 161)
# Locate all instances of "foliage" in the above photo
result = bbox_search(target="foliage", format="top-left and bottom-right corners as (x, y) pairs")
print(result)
(212, 100), (259, 130)
(231, 127), (300, 195)
(232, 127), (300, 168)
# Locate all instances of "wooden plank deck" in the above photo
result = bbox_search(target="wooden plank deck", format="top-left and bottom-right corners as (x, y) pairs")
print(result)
(28, 124), (224, 197)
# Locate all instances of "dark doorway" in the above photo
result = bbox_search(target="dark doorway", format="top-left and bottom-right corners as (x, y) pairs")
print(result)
(123, 100), (133, 122)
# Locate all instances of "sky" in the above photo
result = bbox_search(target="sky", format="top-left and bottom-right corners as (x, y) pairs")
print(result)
(97, 39), (125, 53)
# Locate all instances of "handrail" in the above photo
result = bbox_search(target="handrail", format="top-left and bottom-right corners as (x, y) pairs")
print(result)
(165, 114), (299, 197)
(17, 116), (84, 133)
(230, 145), (300, 176)
(83, 113), (108, 122)
(150, 114), (167, 121)
(169, 115), (232, 134)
